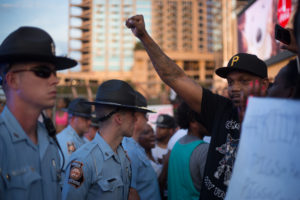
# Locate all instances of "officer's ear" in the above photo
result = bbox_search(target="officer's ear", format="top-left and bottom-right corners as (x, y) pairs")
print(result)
(113, 112), (123, 125)
(5, 71), (19, 90)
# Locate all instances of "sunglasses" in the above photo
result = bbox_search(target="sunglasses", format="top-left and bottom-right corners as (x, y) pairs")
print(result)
(11, 65), (57, 78)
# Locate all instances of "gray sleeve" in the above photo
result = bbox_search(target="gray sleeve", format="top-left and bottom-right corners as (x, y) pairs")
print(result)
(189, 143), (209, 192)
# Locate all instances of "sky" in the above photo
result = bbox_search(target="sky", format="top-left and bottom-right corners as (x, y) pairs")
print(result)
(0, 0), (70, 57)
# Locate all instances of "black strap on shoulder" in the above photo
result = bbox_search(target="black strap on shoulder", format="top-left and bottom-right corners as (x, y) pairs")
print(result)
(41, 112), (65, 171)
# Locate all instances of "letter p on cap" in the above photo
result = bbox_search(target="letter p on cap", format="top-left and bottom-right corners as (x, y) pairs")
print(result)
(231, 56), (239, 67)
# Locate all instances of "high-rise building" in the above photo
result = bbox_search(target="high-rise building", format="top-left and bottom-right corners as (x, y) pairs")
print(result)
(131, 0), (225, 99)
(60, 0), (249, 101)
(213, 0), (251, 90)
(61, 0), (151, 85)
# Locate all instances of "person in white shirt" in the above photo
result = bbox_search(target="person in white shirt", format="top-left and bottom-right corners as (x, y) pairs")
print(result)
(167, 128), (187, 151)
(152, 114), (176, 164)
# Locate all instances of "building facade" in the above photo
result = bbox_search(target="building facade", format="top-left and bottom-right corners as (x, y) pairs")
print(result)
(61, 0), (248, 101)
(131, 0), (224, 99)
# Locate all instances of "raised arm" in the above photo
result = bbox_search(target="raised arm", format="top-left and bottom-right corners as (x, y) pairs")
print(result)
(126, 15), (203, 113)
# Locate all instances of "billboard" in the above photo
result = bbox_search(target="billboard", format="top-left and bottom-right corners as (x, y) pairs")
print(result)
(237, 0), (296, 61)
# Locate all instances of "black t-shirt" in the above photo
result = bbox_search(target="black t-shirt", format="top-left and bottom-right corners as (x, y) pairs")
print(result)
(199, 88), (240, 200)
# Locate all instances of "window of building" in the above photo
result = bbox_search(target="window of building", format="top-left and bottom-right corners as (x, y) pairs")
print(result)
(183, 61), (199, 71)
(205, 74), (213, 79)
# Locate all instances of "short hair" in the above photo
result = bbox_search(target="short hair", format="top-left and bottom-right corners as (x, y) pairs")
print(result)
(175, 102), (200, 129)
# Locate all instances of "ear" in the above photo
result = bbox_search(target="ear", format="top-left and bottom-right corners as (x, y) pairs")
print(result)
(5, 72), (19, 90)
(168, 128), (174, 135)
(69, 116), (76, 124)
(113, 112), (123, 125)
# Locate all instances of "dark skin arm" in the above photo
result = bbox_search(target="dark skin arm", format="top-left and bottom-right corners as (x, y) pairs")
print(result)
(126, 15), (203, 113)
(158, 151), (170, 197)
(128, 187), (141, 200)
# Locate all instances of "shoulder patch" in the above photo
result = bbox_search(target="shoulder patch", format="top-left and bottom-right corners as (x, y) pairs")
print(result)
(67, 141), (76, 154)
(68, 161), (84, 188)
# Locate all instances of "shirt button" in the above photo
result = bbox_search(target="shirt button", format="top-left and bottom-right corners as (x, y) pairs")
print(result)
(105, 152), (109, 156)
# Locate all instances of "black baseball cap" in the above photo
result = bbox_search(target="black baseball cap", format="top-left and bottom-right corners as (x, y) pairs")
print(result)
(155, 114), (176, 129)
(215, 53), (268, 79)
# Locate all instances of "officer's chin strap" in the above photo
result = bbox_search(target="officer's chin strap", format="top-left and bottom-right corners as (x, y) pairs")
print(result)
(41, 111), (65, 172)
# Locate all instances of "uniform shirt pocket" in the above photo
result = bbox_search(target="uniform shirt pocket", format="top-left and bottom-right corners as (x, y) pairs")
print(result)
(3, 166), (41, 190)
(97, 176), (124, 192)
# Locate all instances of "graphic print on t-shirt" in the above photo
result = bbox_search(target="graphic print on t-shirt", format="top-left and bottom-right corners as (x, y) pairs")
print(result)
(214, 120), (239, 186)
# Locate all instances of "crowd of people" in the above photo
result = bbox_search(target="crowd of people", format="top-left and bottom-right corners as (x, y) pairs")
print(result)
(0, 1), (300, 200)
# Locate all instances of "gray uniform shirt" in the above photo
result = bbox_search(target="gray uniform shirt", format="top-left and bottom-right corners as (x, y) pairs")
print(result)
(62, 133), (131, 200)
(0, 106), (61, 200)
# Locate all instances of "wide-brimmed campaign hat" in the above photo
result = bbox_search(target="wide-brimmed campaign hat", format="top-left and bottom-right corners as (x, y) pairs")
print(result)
(86, 79), (140, 110)
(135, 91), (155, 113)
(63, 98), (92, 118)
(0, 26), (77, 70)
(215, 53), (267, 79)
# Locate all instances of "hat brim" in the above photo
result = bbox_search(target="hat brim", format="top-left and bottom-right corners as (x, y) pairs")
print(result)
(215, 67), (233, 78)
(90, 121), (99, 127)
(61, 109), (92, 118)
(154, 123), (174, 128)
(216, 66), (266, 79)
(84, 100), (140, 110)
(0, 54), (77, 70)
(135, 106), (156, 113)
(70, 112), (92, 118)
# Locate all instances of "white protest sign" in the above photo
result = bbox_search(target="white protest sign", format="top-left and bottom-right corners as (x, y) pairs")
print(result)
(225, 97), (300, 200)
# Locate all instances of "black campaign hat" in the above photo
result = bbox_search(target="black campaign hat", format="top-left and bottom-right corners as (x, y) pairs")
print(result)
(155, 114), (176, 129)
(135, 91), (155, 113)
(86, 79), (140, 110)
(0, 26), (77, 70)
(64, 98), (92, 118)
(215, 53), (268, 79)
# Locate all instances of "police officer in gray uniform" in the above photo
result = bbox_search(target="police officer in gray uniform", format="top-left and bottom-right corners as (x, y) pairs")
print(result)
(122, 91), (161, 200)
(0, 27), (77, 200)
(57, 98), (92, 170)
(62, 79), (139, 200)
